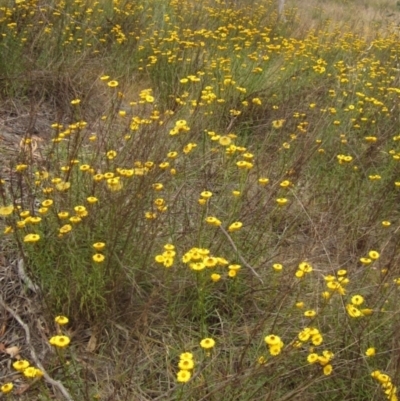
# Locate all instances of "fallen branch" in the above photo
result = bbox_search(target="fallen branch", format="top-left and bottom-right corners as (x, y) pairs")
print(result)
(0, 296), (74, 401)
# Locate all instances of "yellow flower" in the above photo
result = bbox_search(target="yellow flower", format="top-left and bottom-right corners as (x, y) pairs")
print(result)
(1, 383), (13, 394)
(24, 234), (40, 243)
(176, 369), (191, 383)
(155, 255), (165, 264)
(264, 335), (282, 346)
(276, 198), (288, 206)
(351, 295), (364, 306)
(219, 136), (232, 146)
(258, 177), (269, 185)
(236, 161), (253, 169)
(55, 316), (69, 325)
(106, 150), (117, 160)
(307, 353), (319, 364)
(360, 257), (372, 265)
(28, 216), (41, 224)
(180, 352), (193, 361)
(190, 262), (205, 271)
(178, 359), (194, 370)
(311, 334), (323, 346)
(361, 308), (374, 316)
(269, 345), (282, 356)
(272, 119), (285, 129)
(70, 99), (80, 105)
(79, 164), (91, 171)
(346, 304), (362, 318)
(228, 269), (237, 278)
(42, 199), (53, 207)
(211, 273), (221, 282)
(15, 164), (28, 172)
(3, 226), (12, 234)
(93, 254), (105, 263)
(49, 335), (71, 348)
(107, 177), (123, 191)
(93, 242), (106, 251)
(271, 263), (282, 271)
(201, 191), (213, 199)
(205, 216), (222, 226)
(366, 347), (376, 357)
(323, 364), (333, 376)
(74, 205), (88, 217)
(368, 250), (380, 260)
(87, 196), (98, 204)
(204, 257), (218, 267)
(23, 367), (43, 378)
(299, 262), (312, 273)
(304, 310), (317, 318)
(228, 222), (243, 232)
(0, 205), (14, 216)
(107, 80), (119, 87)
(200, 338), (216, 349)
(382, 221), (391, 227)
(13, 360), (30, 371)
(93, 173), (104, 182)
(59, 224), (72, 234)
(258, 356), (267, 365)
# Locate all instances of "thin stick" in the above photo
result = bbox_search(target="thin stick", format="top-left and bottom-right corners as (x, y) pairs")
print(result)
(0, 296), (74, 401)
(219, 225), (263, 283)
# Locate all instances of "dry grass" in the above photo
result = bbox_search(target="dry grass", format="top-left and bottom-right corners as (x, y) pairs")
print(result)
(1, 0), (400, 400)
(288, 0), (400, 37)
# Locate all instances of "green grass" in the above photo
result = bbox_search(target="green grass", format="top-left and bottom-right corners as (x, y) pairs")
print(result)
(0, 0), (400, 400)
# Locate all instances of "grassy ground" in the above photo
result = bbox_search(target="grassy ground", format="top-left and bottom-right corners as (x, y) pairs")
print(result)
(1, 0), (400, 400)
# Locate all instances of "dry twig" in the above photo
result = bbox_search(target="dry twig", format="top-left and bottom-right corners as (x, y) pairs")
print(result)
(0, 295), (74, 401)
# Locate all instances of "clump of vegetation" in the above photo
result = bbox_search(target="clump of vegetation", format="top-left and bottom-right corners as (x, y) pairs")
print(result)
(1, 0), (400, 399)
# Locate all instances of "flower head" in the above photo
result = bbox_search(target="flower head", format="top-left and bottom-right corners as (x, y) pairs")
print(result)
(368, 250), (380, 260)
(23, 367), (43, 378)
(177, 369), (191, 383)
(13, 360), (30, 371)
(178, 359), (194, 370)
(0, 205), (14, 216)
(49, 335), (71, 348)
(93, 254), (105, 263)
(200, 338), (216, 349)
(1, 383), (13, 394)
(24, 234), (40, 243)
(55, 316), (69, 325)
(228, 222), (243, 232)
(211, 273), (221, 282)
(180, 352), (194, 361)
(351, 295), (364, 306)
(276, 198), (288, 206)
(264, 335), (282, 346)
(93, 242), (106, 251)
